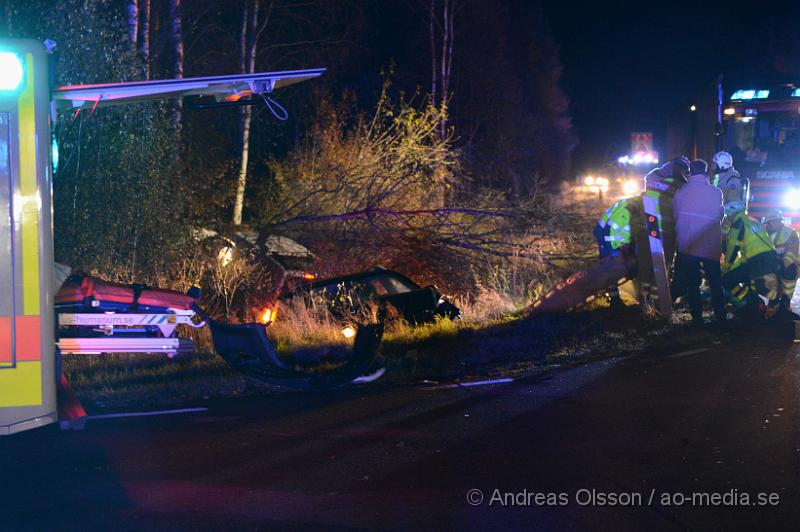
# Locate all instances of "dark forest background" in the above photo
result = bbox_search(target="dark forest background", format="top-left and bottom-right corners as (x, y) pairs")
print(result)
(1, 0), (580, 319)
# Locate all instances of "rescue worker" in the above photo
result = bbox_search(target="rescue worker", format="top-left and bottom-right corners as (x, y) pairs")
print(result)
(672, 159), (725, 325)
(762, 209), (799, 311)
(648, 156), (690, 268)
(593, 196), (642, 307)
(712, 151), (748, 206)
(635, 157), (689, 314)
(721, 200), (781, 317)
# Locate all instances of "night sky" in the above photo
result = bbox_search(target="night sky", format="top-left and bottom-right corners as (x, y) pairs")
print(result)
(538, 0), (800, 173)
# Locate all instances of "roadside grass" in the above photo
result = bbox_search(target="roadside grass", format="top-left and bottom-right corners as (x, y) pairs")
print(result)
(63, 287), (709, 412)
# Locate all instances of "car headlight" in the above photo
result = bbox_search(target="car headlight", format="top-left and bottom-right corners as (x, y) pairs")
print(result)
(623, 179), (640, 196)
(784, 189), (800, 210)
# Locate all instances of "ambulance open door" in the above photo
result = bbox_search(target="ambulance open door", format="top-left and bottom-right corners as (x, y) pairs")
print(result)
(0, 39), (57, 435)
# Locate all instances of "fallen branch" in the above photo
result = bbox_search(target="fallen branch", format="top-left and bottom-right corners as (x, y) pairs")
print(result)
(272, 207), (514, 227)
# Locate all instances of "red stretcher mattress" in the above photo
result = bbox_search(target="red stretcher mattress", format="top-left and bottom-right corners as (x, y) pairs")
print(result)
(55, 276), (196, 310)
(137, 288), (195, 310)
(54, 281), (84, 305)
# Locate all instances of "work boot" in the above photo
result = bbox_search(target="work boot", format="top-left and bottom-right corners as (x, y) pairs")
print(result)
(609, 296), (626, 311)
(764, 298), (782, 319)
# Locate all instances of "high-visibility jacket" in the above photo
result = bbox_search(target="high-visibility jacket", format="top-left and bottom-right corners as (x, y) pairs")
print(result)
(596, 197), (642, 249)
(643, 171), (683, 232)
(771, 224), (799, 299)
(643, 169), (685, 267)
(772, 225), (800, 270)
(723, 211), (776, 273)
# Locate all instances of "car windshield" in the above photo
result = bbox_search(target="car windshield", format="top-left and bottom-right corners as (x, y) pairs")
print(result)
(373, 275), (417, 295)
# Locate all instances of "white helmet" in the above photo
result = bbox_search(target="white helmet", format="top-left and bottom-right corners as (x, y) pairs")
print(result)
(713, 151), (733, 171)
(724, 200), (745, 217)
(762, 208), (783, 224)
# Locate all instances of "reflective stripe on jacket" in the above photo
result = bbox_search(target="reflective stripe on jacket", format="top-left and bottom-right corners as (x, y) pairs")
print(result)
(772, 225), (800, 269)
(723, 211), (776, 272)
(714, 168), (746, 205)
(597, 197), (640, 249)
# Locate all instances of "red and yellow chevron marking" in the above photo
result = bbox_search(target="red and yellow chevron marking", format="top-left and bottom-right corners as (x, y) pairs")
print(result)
(15, 316), (40, 362)
(0, 362), (42, 407)
(0, 51), (42, 408)
(19, 52), (39, 317)
(0, 316), (10, 367)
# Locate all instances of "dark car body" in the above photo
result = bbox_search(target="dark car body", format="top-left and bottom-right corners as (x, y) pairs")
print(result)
(285, 267), (460, 324)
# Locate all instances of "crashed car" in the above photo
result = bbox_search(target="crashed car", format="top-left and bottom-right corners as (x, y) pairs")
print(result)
(283, 266), (461, 324)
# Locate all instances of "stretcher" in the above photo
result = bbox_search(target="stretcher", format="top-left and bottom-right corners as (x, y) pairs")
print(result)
(55, 276), (204, 357)
(54, 275), (385, 388)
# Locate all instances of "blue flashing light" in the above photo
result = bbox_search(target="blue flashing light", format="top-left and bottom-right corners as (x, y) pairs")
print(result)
(0, 52), (23, 91)
(51, 135), (59, 172)
(731, 89), (771, 100)
(731, 89), (756, 100)
(792, 89), (800, 98)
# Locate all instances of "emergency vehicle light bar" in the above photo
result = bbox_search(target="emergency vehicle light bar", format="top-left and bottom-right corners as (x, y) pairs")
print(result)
(730, 89), (770, 100)
(0, 52), (23, 90)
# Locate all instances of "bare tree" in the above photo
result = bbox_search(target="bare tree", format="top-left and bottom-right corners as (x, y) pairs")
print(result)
(127, 0), (138, 47)
(169, 0), (184, 127)
(138, 0), (151, 79)
(428, 0), (458, 141)
(233, 0), (274, 225)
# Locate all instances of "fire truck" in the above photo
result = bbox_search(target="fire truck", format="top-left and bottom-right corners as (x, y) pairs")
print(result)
(722, 85), (800, 226)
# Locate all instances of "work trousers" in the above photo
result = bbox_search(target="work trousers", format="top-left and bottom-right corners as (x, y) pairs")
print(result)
(722, 252), (780, 302)
(674, 252), (724, 321)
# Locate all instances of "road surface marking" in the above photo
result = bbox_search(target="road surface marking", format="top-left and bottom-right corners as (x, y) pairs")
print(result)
(87, 407), (208, 420)
(431, 378), (514, 390)
(668, 348), (709, 359)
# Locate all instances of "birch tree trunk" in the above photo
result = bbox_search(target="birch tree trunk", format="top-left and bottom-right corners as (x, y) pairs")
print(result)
(233, 0), (269, 225)
(429, 0), (456, 142)
(138, 0), (151, 79)
(127, 0), (138, 47)
(169, 0), (184, 127)
(429, 0), (437, 111)
(428, 0), (457, 206)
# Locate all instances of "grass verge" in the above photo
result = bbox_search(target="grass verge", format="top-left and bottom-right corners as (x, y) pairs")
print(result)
(63, 296), (724, 413)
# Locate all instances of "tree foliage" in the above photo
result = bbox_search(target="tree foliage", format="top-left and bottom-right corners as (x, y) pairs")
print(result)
(9, 0), (186, 279)
(0, 0), (579, 310)
(261, 82), (455, 224)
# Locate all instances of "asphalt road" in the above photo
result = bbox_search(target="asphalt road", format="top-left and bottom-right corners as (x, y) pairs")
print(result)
(2, 331), (799, 531)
